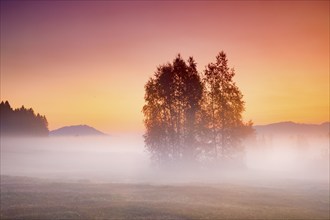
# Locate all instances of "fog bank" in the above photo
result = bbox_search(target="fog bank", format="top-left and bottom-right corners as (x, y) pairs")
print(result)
(1, 134), (328, 184)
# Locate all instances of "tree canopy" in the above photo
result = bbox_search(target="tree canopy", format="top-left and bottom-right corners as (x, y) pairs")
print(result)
(143, 52), (253, 166)
(202, 52), (253, 162)
(143, 55), (203, 165)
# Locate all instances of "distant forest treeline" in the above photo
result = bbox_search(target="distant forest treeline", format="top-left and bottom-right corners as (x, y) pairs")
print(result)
(0, 101), (48, 136)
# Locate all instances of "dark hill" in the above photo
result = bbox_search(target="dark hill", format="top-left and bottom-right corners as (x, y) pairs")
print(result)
(254, 121), (329, 137)
(50, 125), (106, 136)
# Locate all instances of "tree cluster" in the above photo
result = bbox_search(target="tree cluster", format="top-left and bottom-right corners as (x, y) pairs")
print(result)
(143, 52), (253, 166)
(0, 101), (49, 136)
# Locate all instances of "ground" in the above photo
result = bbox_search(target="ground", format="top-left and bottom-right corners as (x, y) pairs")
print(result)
(1, 175), (329, 220)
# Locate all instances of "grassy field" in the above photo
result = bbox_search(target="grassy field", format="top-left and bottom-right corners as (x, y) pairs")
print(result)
(1, 175), (329, 220)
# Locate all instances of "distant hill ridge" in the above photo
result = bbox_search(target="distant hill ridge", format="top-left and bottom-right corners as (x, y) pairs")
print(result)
(254, 121), (329, 136)
(50, 125), (106, 136)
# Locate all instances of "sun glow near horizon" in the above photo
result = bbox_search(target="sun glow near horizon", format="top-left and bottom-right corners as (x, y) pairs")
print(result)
(0, 1), (329, 133)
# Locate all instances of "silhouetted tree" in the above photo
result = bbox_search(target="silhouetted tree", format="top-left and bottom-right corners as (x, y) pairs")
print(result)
(0, 101), (49, 136)
(143, 52), (253, 166)
(201, 51), (253, 162)
(143, 55), (203, 165)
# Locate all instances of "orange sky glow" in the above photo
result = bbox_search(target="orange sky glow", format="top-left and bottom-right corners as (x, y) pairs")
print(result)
(1, 1), (329, 133)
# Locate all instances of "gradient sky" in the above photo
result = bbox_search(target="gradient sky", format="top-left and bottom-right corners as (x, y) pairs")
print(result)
(1, 1), (329, 133)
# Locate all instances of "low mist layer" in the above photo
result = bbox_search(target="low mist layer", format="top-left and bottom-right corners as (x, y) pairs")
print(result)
(0, 135), (147, 181)
(1, 134), (328, 184)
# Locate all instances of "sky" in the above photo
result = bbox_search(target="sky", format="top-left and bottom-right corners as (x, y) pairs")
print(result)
(1, 1), (329, 134)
